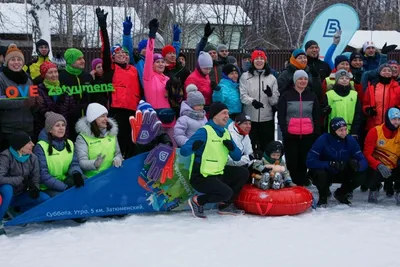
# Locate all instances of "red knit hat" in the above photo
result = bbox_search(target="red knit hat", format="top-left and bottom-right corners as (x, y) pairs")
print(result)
(162, 45), (176, 57)
(40, 61), (58, 78)
(251, 50), (267, 62)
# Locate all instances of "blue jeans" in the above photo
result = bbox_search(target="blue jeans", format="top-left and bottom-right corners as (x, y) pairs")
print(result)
(0, 184), (50, 220)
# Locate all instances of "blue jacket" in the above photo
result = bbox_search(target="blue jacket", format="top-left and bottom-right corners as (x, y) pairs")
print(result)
(213, 77), (242, 114)
(306, 133), (367, 173)
(363, 53), (381, 71)
(180, 120), (241, 164)
(33, 129), (83, 191)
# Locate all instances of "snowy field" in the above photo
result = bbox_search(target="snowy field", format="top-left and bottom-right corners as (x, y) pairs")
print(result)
(1, 185), (400, 267)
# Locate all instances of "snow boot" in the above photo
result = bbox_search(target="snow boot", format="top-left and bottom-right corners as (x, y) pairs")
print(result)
(317, 197), (328, 208)
(188, 195), (206, 219)
(217, 203), (245, 216)
(347, 191), (353, 200)
(334, 190), (351, 205)
(385, 181), (394, 197)
(395, 193), (400, 206)
(368, 191), (378, 203)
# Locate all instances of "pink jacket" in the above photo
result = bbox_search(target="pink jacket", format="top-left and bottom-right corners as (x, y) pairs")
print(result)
(184, 69), (212, 105)
(143, 38), (175, 128)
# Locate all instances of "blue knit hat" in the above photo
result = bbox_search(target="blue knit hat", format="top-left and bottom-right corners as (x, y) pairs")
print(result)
(137, 100), (154, 112)
(330, 117), (347, 132)
(388, 108), (400, 120)
(334, 55), (349, 68)
(292, 49), (306, 58)
(138, 39), (148, 53)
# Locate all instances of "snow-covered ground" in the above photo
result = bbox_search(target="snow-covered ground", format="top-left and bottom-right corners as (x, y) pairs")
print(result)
(1, 185), (399, 267)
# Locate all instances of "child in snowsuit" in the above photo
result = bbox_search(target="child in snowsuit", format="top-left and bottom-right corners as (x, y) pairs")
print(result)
(252, 141), (296, 190)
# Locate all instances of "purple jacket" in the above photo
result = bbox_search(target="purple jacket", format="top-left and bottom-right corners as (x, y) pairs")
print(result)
(33, 129), (83, 192)
(34, 83), (75, 138)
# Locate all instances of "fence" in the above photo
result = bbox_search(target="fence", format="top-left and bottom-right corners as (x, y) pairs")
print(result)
(19, 47), (400, 72)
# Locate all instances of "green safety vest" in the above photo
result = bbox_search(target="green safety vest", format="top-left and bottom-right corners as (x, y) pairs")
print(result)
(191, 125), (231, 177)
(327, 90), (358, 132)
(325, 77), (355, 91)
(80, 133), (116, 178)
(37, 140), (74, 190)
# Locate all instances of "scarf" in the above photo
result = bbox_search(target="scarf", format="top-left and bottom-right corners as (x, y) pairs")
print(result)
(263, 152), (281, 165)
(3, 67), (28, 84)
(234, 123), (249, 136)
(166, 62), (176, 70)
(9, 147), (30, 163)
(379, 75), (392, 85)
(182, 109), (205, 120)
(289, 55), (307, 70)
(66, 65), (82, 76)
(44, 79), (61, 101)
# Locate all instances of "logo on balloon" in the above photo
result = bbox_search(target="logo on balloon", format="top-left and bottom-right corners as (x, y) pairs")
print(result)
(323, 19), (341, 37)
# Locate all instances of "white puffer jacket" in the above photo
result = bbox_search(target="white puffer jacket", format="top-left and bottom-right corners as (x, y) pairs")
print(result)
(227, 122), (253, 167)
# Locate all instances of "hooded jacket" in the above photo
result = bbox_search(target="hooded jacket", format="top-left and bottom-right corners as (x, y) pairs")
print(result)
(74, 117), (123, 172)
(213, 77), (242, 115)
(227, 122), (253, 167)
(174, 101), (207, 147)
(33, 129), (83, 191)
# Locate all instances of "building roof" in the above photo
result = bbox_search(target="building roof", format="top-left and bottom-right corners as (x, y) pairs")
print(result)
(348, 30), (400, 50)
(167, 3), (252, 25)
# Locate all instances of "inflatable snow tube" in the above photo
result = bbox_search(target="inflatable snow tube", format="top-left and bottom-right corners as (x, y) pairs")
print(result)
(235, 184), (313, 216)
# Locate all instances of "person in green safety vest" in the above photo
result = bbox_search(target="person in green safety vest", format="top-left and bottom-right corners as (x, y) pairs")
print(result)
(180, 102), (249, 219)
(33, 112), (84, 197)
(75, 103), (123, 178)
(321, 69), (362, 139)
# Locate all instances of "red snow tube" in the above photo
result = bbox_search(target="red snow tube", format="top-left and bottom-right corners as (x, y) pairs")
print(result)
(236, 184), (313, 216)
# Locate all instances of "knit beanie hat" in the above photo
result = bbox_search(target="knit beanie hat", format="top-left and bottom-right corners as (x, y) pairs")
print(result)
(64, 48), (83, 66)
(363, 41), (375, 52)
(251, 50), (267, 62)
(5, 44), (24, 65)
(153, 53), (164, 63)
(388, 60), (399, 65)
(292, 49), (306, 59)
(378, 63), (392, 74)
(198, 51), (213, 68)
(111, 44), (124, 56)
(178, 52), (186, 59)
(137, 100), (154, 112)
(222, 64), (239, 76)
(91, 58), (103, 70)
(305, 40), (318, 51)
(350, 52), (362, 62)
(162, 45), (176, 57)
(209, 101), (228, 120)
(293, 70), (308, 83)
(265, 141), (284, 156)
(86, 103), (108, 123)
(138, 39), (148, 53)
(235, 113), (251, 125)
(388, 108), (400, 120)
(9, 132), (31, 151)
(45, 111), (66, 133)
(36, 39), (49, 56)
(334, 55), (349, 68)
(186, 84), (205, 107)
(51, 53), (66, 70)
(335, 69), (352, 82)
(204, 43), (217, 52)
(217, 44), (228, 53)
(330, 117), (347, 132)
(40, 61), (58, 78)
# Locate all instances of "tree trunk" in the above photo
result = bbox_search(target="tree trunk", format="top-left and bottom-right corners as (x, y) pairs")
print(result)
(66, 0), (73, 47)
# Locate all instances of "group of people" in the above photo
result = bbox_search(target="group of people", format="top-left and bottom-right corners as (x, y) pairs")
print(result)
(0, 9), (399, 227)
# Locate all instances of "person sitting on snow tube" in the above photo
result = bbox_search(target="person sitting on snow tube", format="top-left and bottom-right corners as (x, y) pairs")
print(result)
(226, 113), (253, 168)
(306, 117), (367, 207)
(181, 102), (248, 219)
(33, 112), (84, 197)
(75, 103), (123, 178)
(0, 132), (50, 235)
(364, 108), (400, 204)
(252, 141), (296, 190)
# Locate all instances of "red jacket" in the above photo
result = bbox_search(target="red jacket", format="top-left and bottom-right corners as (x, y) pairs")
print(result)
(363, 80), (400, 131)
(364, 123), (400, 170)
(184, 69), (212, 105)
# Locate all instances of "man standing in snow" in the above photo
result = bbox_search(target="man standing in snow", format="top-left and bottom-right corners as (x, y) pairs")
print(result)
(306, 117), (367, 207)
(181, 102), (248, 219)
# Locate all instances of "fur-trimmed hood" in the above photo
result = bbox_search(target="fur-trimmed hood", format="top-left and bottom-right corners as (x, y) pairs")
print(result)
(75, 116), (119, 137)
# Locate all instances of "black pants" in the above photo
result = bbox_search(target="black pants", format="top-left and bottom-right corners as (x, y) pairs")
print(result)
(249, 120), (275, 151)
(109, 108), (136, 159)
(312, 167), (366, 198)
(283, 136), (314, 186)
(369, 168), (400, 192)
(190, 165), (248, 206)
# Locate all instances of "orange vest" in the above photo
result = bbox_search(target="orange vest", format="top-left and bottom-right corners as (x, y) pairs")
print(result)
(111, 64), (141, 111)
(372, 124), (400, 169)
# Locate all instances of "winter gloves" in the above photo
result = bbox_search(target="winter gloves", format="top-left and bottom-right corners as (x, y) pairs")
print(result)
(123, 16), (132, 35)
(329, 161), (346, 171)
(204, 21), (215, 38)
(349, 159), (359, 172)
(96, 7), (108, 28)
(148, 19), (159, 39)
(252, 100), (264, 109)
(381, 42), (398, 55)
(377, 164), (392, 179)
(262, 85), (273, 97)
(323, 105), (332, 115)
(23, 177), (39, 199)
(72, 172), (84, 188)
(173, 24), (182, 42)
(365, 107), (378, 116)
